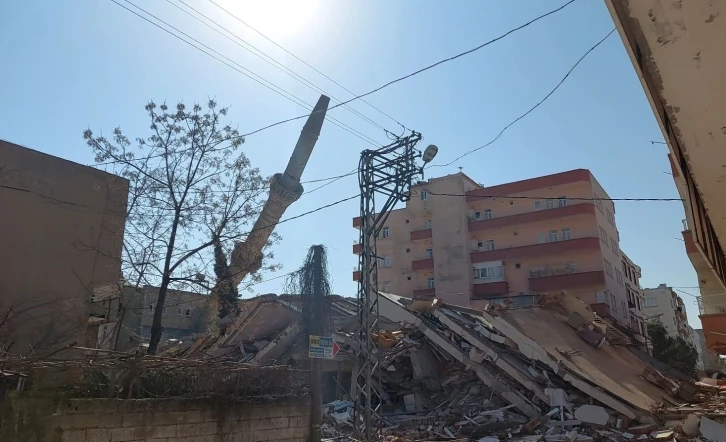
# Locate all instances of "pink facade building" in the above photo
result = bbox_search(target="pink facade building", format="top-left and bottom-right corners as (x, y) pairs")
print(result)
(353, 169), (647, 338)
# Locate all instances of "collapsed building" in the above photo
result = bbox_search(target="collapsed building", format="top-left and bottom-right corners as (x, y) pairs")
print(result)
(171, 290), (726, 441)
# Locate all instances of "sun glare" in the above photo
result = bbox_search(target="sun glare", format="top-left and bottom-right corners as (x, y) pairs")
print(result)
(219, 0), (322, 40)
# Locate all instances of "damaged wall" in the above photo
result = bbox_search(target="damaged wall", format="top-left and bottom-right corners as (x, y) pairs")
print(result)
(0, 394), (310, 442)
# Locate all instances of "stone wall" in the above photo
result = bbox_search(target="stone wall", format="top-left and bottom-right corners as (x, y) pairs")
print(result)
(0, 394), (310, 442)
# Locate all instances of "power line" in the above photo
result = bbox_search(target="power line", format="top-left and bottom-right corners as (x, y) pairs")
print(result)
(237, 0), (580, 138)
(168, 0), (396, 136)
(110, 0), (382, 148)
(208, 0), (408, 133)
(430, 27), (616, 168)
(426, 191), (683, 202)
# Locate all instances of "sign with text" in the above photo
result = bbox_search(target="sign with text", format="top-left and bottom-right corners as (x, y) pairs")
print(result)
(309, 335), (340, 360)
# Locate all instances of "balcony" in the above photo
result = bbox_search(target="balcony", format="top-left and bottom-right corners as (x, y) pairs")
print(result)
(352, 270), (361, 281)
(471, 237), (601, 263)
(411, 258), (434, 271)
(590, 303), (611, 318)
(353, 243), (362, 254)
(468, 203), (596, 233)
(410, 229), (432, 241)
(699, 313), (726, 354)
(528, 268), (606, 293)
(472, 281), (509, 300)
(353, 217), (361, 228)
(412, 288), (435, 300)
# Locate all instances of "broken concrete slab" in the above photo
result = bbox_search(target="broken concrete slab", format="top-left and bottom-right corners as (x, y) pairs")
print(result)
(700, 416), (726, 442)
(574, 405), (609, 426)
(683, 413), (701, 436)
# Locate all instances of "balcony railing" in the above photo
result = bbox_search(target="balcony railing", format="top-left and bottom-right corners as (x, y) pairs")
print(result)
(682, 218), (689, 231)
(529, 268), (606, 293)
(471, 236), (600, 263)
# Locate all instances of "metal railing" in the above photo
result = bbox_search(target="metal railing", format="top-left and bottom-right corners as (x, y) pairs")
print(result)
(529, 266), (589, 278)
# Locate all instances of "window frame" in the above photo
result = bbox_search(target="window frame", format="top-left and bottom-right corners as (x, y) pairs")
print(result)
(561, 227), (571, 241)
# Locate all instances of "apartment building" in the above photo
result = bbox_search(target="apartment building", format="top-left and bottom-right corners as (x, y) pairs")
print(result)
(352, 169), (641, 331)
(643, 284), (690, 340)
(621, 252), (647, 337)
(604, 0), (726, 354)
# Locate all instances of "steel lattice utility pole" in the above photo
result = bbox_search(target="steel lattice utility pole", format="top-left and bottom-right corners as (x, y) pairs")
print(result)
(353, 132), (436, 441)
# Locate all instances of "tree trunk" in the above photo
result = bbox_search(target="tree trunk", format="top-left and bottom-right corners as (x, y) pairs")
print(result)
(147, 211), (181, 354)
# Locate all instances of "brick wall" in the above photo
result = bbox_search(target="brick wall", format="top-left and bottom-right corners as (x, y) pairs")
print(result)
(0, 394), (310, 442)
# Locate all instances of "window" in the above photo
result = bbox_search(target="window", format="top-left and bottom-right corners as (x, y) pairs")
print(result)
(477, 241), (484, 249)
(381, 227), (390, 239)
(425, 248), (433, 259)
(622, 301), (627, 314)
(184, 308), (192, 318)
(599, 226), (608, 244)
(383, 256), (392, 267)
(558, 196), (567, 207)
(606, 209), (614, 226)
(473, 265), (504, 280)
(427, 277), (435, 289)
(177, 307), (183, 316)
(644, 297), (658, 308)
(149, 303), (154, 315)
(424, 219), (432, 229)
(561, 228), (571, 241)
(549, 230), (558, 242)
(546, 199), (555, 209)
(610, 238), (618, 255)
(534, 201), (542, 210)
(420, 190), (428, 200)
(604, 259), (613, 277)
(594, 194), (604, 213)
(474, 211), (481, 219)
(615, 269), (623, 285)
(382, 282), (392, 292)
(636, 297), (641, 310)
(486, 239), (495, 251)
(483, 209), (492, 220)
(610, 293), (618, 312)
(537, 232), (546, 244)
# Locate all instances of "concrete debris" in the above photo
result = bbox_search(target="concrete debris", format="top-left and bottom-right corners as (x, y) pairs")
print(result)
(573, 404), (609, 425)
(700, 417), (726, 442)
(192, 292), (726, 442)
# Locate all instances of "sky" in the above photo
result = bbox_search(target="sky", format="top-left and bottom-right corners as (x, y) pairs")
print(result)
(0, 1), (705, 327)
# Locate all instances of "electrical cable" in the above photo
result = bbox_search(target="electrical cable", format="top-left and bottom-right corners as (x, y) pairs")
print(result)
(235, 0), (580, 138)
(110, 0), (383, 148)
(168, 0), (396, 136)
(429, 27), (616, 168)
(428, 192), (683, 202)
(208, 0), (408, 133)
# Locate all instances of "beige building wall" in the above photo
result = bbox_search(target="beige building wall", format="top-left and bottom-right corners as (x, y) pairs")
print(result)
(0, 140), (128, 353)
(643, 284), (689, 339)
(354, 169), (642, 330)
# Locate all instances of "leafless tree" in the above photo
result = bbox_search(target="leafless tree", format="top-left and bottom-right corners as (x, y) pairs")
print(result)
(84, 100), (278, 354)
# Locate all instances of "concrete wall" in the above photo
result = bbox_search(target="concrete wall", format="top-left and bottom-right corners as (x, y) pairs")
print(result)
(643, 284), (680, 336)
(0, 140), (128, 354)
(0, 394), (310, 442)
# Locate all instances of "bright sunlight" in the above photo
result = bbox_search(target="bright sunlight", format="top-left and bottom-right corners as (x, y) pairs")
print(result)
(218, 0), (322, 40)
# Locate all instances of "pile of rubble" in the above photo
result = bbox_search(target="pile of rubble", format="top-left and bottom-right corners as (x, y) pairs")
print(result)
(320, 292), (726, 441)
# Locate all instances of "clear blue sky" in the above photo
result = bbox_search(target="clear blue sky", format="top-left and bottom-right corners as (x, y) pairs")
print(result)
(0, 1), (703, 326)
